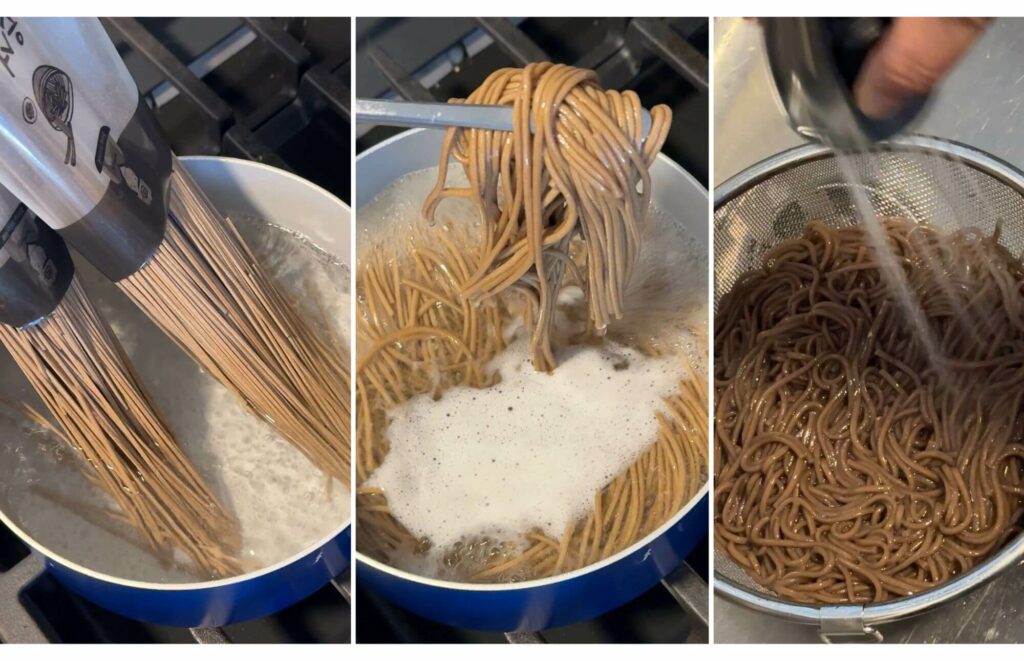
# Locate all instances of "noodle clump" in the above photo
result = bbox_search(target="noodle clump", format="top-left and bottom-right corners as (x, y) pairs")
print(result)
(714, 218), (1024, 604)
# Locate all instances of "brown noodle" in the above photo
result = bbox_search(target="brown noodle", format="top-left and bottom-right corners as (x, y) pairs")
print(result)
(357, 63), (707, 581)
(714, 218), (1024, 604)
(0, 278), (240, 578)
(119, 160), (350, 486)
(423, 62), (672, 372)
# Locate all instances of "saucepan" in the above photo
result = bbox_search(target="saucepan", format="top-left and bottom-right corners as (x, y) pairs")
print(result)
(0, 156), (351, 627)
(355, 127), (710, 632)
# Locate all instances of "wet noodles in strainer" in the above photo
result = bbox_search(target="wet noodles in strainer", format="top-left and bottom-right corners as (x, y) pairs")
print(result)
(715, 153), (1024, 603)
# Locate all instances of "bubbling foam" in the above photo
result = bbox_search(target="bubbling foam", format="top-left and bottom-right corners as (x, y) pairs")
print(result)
(357, 163), (709, 581)
(367, 335), (681, 552)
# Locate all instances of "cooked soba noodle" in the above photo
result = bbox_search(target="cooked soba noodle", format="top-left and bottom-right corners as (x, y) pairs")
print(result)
(714, 218), (1024, 604)
(423, 62), (672, 372)
(356, 63), (707, 581)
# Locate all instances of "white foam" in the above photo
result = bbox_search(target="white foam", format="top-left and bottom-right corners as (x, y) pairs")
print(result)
(367, 335), (681, 551)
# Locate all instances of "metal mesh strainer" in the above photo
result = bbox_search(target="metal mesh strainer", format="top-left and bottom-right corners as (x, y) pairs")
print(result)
(713, 136), (1024, 634)
(716, 137), (1024, 307)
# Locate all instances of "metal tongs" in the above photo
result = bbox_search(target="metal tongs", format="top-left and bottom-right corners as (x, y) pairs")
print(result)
(355, 98), (653, 141)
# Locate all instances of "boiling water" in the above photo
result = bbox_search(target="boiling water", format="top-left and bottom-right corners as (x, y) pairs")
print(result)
(368, 335), (683, 552)
(359, 166), (707, 579)
(0, 217), (350, 583)
(237, 217), (351, 351)
(359, 166), (707, 371)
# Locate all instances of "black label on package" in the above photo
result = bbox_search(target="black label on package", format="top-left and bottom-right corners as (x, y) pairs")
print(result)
(0, 204), (74, 328)
(59, 95), (169, 281)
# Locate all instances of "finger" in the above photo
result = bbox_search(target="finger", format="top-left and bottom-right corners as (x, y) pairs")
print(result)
(854, 18), (989, 119)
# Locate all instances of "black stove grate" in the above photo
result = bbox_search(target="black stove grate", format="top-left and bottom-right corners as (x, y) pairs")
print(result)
(0, 16), (352, 644)
(355, 16), (709, 644)
(356, 560), (707, 644)
(106, 17), (351, 204)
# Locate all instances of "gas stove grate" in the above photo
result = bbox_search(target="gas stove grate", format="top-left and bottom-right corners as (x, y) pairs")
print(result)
(105, 16), (352, 203)
(0, 550), (352, 644)
(354, 560), (707, 644)
(501, 562), (709, 644)
(188, 574), (352, 644)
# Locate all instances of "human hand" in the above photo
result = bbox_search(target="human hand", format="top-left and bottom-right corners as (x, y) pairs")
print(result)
(853, 18), (990, 119)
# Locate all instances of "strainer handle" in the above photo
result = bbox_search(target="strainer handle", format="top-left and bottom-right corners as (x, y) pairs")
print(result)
(818, 605), (884, 643)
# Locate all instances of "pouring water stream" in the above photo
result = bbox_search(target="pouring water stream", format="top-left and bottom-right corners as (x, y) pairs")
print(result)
(830, 146), (952, 385)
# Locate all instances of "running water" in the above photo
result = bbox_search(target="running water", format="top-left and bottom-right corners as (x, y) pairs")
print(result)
(832, 149), (950, 379)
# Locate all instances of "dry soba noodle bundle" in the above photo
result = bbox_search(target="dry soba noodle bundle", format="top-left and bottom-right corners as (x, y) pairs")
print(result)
(357, 63), (707, 581)
(715, 218), (1024, 604)
(0, 279), (240, 578)
(120, 161), (351, 486)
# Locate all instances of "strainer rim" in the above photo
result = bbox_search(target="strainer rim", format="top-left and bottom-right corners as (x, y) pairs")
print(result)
(715, 531), (1024, 627)
(714, 135), (1024, 212)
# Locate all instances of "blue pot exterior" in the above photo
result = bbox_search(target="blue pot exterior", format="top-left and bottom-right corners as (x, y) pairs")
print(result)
(42, 525), (350, 628)
(358, 492), (708, 632)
